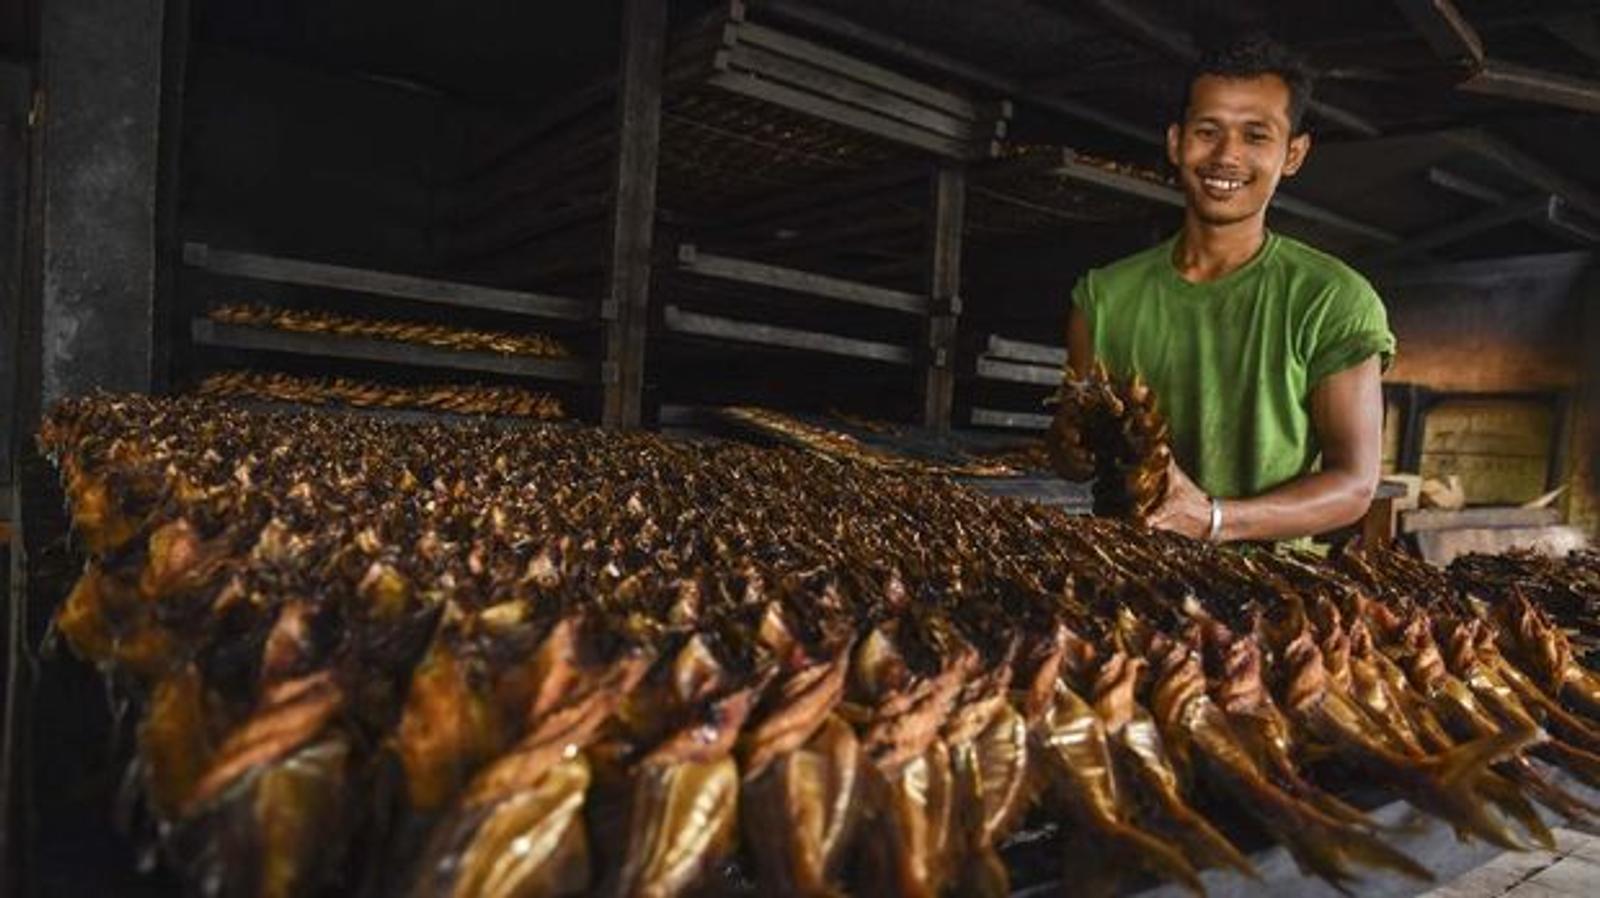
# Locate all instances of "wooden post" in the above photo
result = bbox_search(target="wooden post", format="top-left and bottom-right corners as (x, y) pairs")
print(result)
(921, 164), (964, 432)
(601, 0), (666, 429)
(7, 3), (177, 893)
(1397, 383), (1429, 474)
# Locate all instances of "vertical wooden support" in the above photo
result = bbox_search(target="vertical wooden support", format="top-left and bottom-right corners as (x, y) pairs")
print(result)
(1397, 383), (1429, 474)
(601, 0), (666, 429)
(921, 164), (964, 432)
(6, 3), (176, 893)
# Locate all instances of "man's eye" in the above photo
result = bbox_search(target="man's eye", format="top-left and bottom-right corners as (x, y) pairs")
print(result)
(1246, 132), (1270, 143)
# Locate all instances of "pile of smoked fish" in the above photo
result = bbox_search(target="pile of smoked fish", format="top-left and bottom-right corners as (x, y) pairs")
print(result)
(209, 303), (571, 358)
(39, 393), (1600, 898)
(196, 371), (567, 420)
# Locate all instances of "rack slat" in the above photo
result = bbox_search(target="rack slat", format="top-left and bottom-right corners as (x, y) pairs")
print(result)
(663, 305), (914, 364)
(975, 357), (1060, 386)
(676, 244), (928, 314)
(985, 334), (1066, 367)
(191, 320), (594, 382)
(183, 243), (594, 321)
(705, 71), (993, 160)
(970, 406), (1051, 430)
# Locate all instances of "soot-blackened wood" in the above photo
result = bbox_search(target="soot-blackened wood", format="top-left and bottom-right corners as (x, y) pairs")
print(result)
(662, 306), (914, 364)
(0, 62), (30, 488)
(921, 165), (964, 432)
(676, 245), (928, 314)
(602, 0), (667, 429)
(38, 0), (168, 406)
(184, 243), (594, 322)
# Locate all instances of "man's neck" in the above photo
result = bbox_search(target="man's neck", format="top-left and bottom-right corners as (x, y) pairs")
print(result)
(1171, 214), (1268, 284)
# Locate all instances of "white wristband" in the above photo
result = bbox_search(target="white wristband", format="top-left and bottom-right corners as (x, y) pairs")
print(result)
(1207, 497), (1224, 543)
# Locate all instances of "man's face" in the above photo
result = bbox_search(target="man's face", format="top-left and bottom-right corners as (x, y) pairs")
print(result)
(1167, 73), (1311, 228)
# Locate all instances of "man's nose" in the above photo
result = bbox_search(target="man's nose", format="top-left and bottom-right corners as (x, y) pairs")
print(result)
(1208, 132), (1242, 165)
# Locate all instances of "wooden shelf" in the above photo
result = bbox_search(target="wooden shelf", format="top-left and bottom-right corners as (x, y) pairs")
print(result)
(983, 334), (1066, 367)
(683, 2), (1010, 162)
(974, 357), (1059, 386)
(190, 320), (595, 383)
(1051, 150), (1184, 208)
(662, 305), (914, 364)
(970, 406), (1051, 430)
(675, 244), (931, 314)
(183, 243), (595, 322)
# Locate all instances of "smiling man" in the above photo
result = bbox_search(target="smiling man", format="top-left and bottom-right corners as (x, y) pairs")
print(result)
(1059, 36), (1395, 543)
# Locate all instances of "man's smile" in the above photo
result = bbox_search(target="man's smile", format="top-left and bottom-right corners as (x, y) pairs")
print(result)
(1197, 171), (1251, 199)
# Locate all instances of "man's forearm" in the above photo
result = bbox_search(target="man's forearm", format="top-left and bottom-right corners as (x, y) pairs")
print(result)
(1215, 467), (1377, 542)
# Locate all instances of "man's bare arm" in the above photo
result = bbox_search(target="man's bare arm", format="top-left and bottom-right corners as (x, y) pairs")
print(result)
(1148, 355), (1384, 541)
(1067, 306), (1094, 378)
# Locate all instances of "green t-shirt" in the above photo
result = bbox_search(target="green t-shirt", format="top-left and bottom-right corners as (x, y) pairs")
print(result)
(1072, 231), (1395, 500)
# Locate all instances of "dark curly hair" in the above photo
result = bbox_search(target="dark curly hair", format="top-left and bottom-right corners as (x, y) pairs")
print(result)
(1179, 35), (1315, 134)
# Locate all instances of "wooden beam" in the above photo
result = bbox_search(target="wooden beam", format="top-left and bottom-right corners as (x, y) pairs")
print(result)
(1545, 199), (1600, 244)
(1425, 167), (1507, 204)
(1364, 193), (1554, 267)
(723, 43), (979, 141)
(970, 407), (1051, 430)
(975, 357), (1060, 386)
(1052, 150), (1184, 208)
(921, 165), (964, 432)
(1446, 129), (1600, 224)
(183, 243), (593, 321)
(731, 21), (986, 120)
(705, 71), (995, 160)
(676, 244), (928, 314)
(602, 0), (667, 428)
(984, 334), (1067, 367)
(190, 320), (594, 383)
(1081, 0), (1383, 136)
(1460, 59), (1600, 115)
(1401, 507), (1561, 533)
(1390, 0), (1485, 65)
(663, 305), (914, 364)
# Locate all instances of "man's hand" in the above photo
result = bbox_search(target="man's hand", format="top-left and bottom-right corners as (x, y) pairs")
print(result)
(1146, 459), (1212, 540)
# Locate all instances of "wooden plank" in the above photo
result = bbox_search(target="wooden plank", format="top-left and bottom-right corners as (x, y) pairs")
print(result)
(1446, 129), (1600, 224)
(1421, 400), (1555, 457)
(602, 0), (667, 428)
(732, 20), (982, 120)
(1461, 59), (1600, 115)
(1361, 495), (1399, 546)
(706, 71), (993, 160)
(190, 319), (593, 383)
(725, 44), (977, 141)
(1402, 506), (1562, 533)
(985, 334), (1066, 367)
(975, 357), (1060, 386)
(183, 243), (592, 321)
(1363, 194), (1555, 268)
(921, 165), (963, 432)
(662, 305), (914, 364)
(676, 244), (927, 314)
(970, 407), (1051, 430)
(1053, 151), (1184, 207)
(1270, 194), (1403, 245)
(1416, 525), (1587, 566)
(1392, 0), (1485, 64)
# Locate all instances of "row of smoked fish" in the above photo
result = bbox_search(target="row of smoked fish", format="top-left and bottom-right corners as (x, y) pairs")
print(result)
(39, 393), (1600, 898)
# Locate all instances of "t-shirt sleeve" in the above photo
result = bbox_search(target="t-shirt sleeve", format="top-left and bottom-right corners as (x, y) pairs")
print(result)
(1303, 277), (1396, 386)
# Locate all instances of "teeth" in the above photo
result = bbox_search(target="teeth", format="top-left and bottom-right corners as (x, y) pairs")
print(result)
(1202, 177), (1245, 191)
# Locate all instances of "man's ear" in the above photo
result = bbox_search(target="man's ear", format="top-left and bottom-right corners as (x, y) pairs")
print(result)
(1283, 131), (1312, 177)
(1165, 123), (1182, 168)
